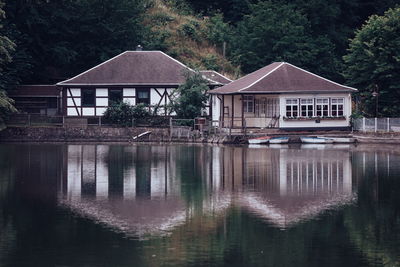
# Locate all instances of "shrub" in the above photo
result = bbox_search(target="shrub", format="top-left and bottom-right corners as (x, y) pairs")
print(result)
(201, 54), (220, 71)
(103, 102), (150, 127)
(169, 70), (209, 119)
(178, 20), (200, 41)
(151, 12), (175, 25)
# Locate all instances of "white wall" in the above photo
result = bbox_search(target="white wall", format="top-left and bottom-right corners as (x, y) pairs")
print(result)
(66, 87), (177, 117)
(211, 95), (221, 123)
(278, 93), (352, 129)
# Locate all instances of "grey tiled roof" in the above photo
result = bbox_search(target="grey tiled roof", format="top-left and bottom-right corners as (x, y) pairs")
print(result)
(209, 62), (357, 94)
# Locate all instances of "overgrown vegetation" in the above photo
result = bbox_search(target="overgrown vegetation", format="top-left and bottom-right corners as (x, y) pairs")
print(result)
(0, 0), (16, 129)
(0, 0), (400, 117)
(344, 7), (400, 117)
(103, 102), (150, 127)
(170, 71), (209, 119)
(144, 0), (238, 77)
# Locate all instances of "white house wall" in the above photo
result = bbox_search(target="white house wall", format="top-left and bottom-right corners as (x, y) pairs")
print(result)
(211, 95), (220, 124)
(65, 87), (178, 116)
(123, 88), (135, 106)
(212, 92), (352, 129)
(278, 93), (352, 129)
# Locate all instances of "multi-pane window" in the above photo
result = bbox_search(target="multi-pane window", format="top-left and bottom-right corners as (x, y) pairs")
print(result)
(286, 99), (298, 117)
(136, 89), (150, 105)
(316, 98), (329, 117)
(300, 99), (314, 117)
(109, 89), (123, 104)
(331, 98), (344, 116)
(266, 98), (279, 117)
(82, 89), (95, 107)
(243, 95), (254, 113)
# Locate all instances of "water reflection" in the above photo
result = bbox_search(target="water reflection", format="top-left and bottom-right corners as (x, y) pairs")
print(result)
(60, 144), (355, 236)
(1, 144), (400, 266)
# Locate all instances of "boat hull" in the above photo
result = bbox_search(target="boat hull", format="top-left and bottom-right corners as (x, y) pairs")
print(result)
(269, 137), (289, 144)
(300, 137), (334, 144)
(317, 137), (356, 143)
(248, 139), (270, 144)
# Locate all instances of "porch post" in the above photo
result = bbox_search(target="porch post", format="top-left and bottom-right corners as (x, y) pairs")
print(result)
(222, 95), (225, 127)
(241, 94), (244, 129)
(231, 95), (234, 129)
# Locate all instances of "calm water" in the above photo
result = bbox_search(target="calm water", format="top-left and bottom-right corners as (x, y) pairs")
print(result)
(0, 143), (399, 267)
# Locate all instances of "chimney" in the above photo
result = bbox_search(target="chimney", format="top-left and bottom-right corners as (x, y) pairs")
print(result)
(136, 45), (143, 51)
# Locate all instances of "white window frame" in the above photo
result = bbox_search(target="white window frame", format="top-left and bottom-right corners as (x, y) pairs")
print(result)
(316, 98), (329, 117)
(243, 95), (254, 113)
(285, 99), (299, 118)
(331, 98), (344, 117)
(300, 98), (314, 117)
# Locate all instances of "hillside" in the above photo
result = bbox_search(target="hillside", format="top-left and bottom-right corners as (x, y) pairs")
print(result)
(144, 0), (239, 79)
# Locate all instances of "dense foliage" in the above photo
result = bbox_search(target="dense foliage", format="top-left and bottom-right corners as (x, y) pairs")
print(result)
(0, 0), (16, 129)
(103, 102), (150, 127)
(0, 0), (399, 116)
(344, 7), (400, 117)
(170, 71), (209, 119)
(4, 0), (149, 84)
(230, 1), (339, 79)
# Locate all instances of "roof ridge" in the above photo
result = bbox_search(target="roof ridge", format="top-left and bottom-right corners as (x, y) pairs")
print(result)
(239, 62), (284, 92)
(201, 70), (233, 82)
(285, 63), (357, 91)
(57, 51), (129, 86)
(156, 52), (220, 85)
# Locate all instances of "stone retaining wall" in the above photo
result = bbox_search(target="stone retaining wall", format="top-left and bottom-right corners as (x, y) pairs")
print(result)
(0, 126), (171, 142)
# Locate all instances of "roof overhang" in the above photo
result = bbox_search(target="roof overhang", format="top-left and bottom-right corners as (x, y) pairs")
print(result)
(209, 89), (358, 95)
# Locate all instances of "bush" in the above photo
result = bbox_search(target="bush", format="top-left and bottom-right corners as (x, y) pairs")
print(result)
(103, 102), (150, 127)
(201, 54), (220, 71)
(178, 21), (200, 41)
(151, 12), (175, 25)
(169, 70), (209, 119)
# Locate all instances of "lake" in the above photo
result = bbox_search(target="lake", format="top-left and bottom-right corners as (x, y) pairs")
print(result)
(0, 143), (399, 266)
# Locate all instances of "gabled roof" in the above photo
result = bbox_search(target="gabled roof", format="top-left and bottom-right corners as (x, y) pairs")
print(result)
(209, 62), (357, 94)
(57, 51), (221, 86)
(200, 70), (233, 85)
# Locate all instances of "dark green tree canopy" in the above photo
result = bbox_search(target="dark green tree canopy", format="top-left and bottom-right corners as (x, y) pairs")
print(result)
(4, 0), (149, 84)
(0, 0), (16, 130)
(170, 71), (209, 119)
(230, 1), (339, 80)
(344, 7), (400, 116)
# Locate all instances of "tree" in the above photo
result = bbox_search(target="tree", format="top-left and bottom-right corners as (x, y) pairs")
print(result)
(229, 1), (340, 80)
(170, 71), (209, 119)
(0, 0), (17, 130)
(343, 7), (400, 116)
(4, 0), (149, 84)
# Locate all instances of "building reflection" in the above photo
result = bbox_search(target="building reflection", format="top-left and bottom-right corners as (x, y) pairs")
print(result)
(60, 144), (355, 236)
(64, 145), (179, 200)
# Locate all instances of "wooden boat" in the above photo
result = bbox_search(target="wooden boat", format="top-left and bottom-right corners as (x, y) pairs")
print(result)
(300, 136), (334, 144)
(317, 136), (356, 143)
(269, 136), (290, 144)
(248, 136), (271, 144)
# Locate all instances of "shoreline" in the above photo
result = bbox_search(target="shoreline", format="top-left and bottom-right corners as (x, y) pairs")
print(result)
(1, 126), (400, 144)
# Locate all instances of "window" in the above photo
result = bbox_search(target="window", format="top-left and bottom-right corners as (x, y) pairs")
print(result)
(82, 89), (95, 107)
(300, 99), (314, 117)
(331, 98), (344, 116)
(136, 89), (150, 105)
(316, 98), (329, 117)
(286, 99), (298, 117)
(243, 95), (254, 113)
(109, 89), (123, 104)
(266, 98), (279, 117)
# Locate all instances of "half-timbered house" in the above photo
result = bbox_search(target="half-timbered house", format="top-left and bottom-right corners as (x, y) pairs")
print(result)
(57, 51), (225, 117)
